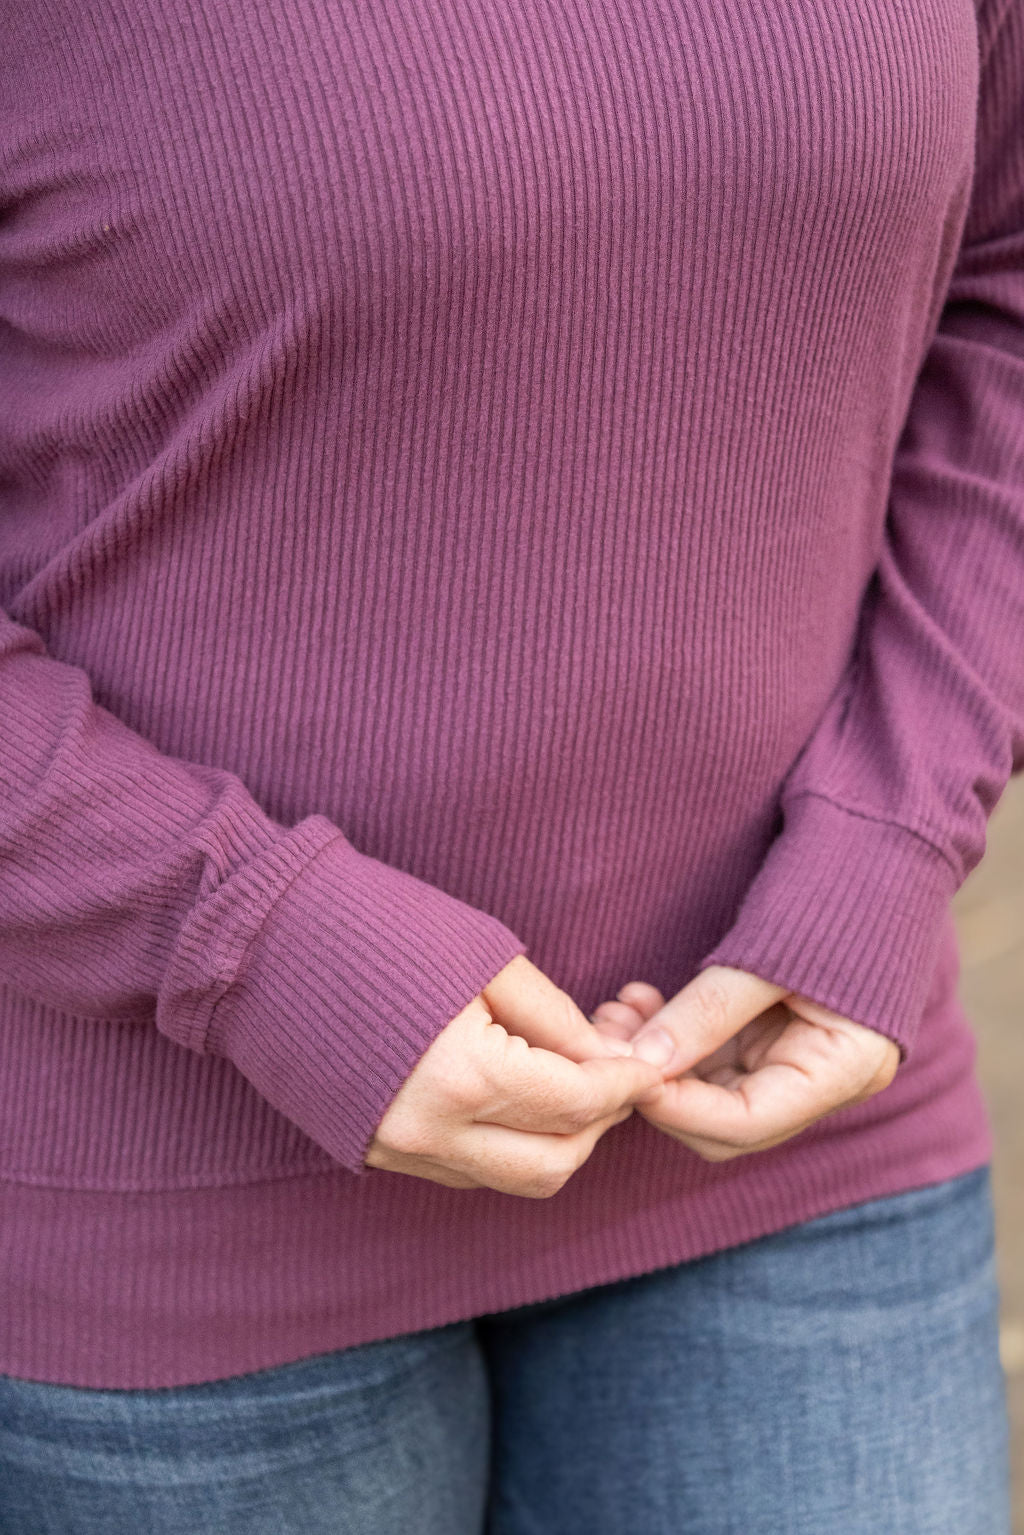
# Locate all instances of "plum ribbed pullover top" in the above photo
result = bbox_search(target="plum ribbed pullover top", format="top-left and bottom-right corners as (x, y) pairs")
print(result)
(1, 0), (1022, 1386)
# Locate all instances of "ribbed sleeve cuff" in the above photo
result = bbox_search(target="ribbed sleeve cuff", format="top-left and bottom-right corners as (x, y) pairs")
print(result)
(696, 791), (959, 1060)
(171, 818), (529, 1175)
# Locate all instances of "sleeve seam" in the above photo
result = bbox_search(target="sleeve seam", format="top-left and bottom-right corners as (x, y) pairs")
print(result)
(783, 789), (961, 877)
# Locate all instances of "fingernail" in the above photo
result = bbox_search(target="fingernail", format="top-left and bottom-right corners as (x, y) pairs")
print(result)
(600, 1036), (634, 1057)
(631, 1027), (676, 1067)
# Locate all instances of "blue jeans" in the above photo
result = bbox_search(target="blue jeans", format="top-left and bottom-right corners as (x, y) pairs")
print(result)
(0, 1165), (1011, 1534)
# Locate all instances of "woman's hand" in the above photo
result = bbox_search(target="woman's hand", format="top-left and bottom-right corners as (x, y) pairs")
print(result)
(589, 965), (900, 1161)
(365, 955), (665, 1196)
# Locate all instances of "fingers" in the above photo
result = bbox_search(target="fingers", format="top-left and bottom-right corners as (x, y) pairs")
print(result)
(588, 1006), (641, 1043)
(629, 965), (788, 1073)
(368, 974), (664, 1198)
(638, 1014), (899, 1158)
(470, 1036), (664, 1133)
(443, 1102), (635, 1198)
(481, 958), (636, 1062)
(616, 981), (666, 1012)
(368, 1101), (633, 1198)
(589, 980), (665, 1041)
(647, 1057), (828, 1148)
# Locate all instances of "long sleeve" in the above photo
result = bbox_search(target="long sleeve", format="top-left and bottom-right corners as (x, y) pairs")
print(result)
(698, 0), (1024, 1058)
(0, 608), (528, 1173)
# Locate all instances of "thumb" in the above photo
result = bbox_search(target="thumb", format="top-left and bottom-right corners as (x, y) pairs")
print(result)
(480, 955), (635, 1062)
(630, 965), (790, 1073)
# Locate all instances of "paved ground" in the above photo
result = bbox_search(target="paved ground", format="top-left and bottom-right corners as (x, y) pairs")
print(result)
(951, 775), (1024, 1530)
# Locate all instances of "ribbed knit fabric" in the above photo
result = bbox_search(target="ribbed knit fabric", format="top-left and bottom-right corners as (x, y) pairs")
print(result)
(0, 0), (1021, 1386)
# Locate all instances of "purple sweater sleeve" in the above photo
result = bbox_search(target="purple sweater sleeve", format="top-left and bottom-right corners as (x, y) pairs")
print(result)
(0, 611), (528, 1173)
(699, 0), (1024, 1059)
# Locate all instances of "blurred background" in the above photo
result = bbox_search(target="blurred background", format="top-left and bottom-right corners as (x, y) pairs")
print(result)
(952, 774), (1024, 1530)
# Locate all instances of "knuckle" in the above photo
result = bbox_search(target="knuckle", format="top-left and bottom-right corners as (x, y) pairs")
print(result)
(476, 1027), (522, 1092)
(503, 1032), (533, 1072)
(693, 976), (731, 1037)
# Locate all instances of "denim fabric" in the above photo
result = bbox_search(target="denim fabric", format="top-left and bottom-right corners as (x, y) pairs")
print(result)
(0, 1165), (1011, 1534)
